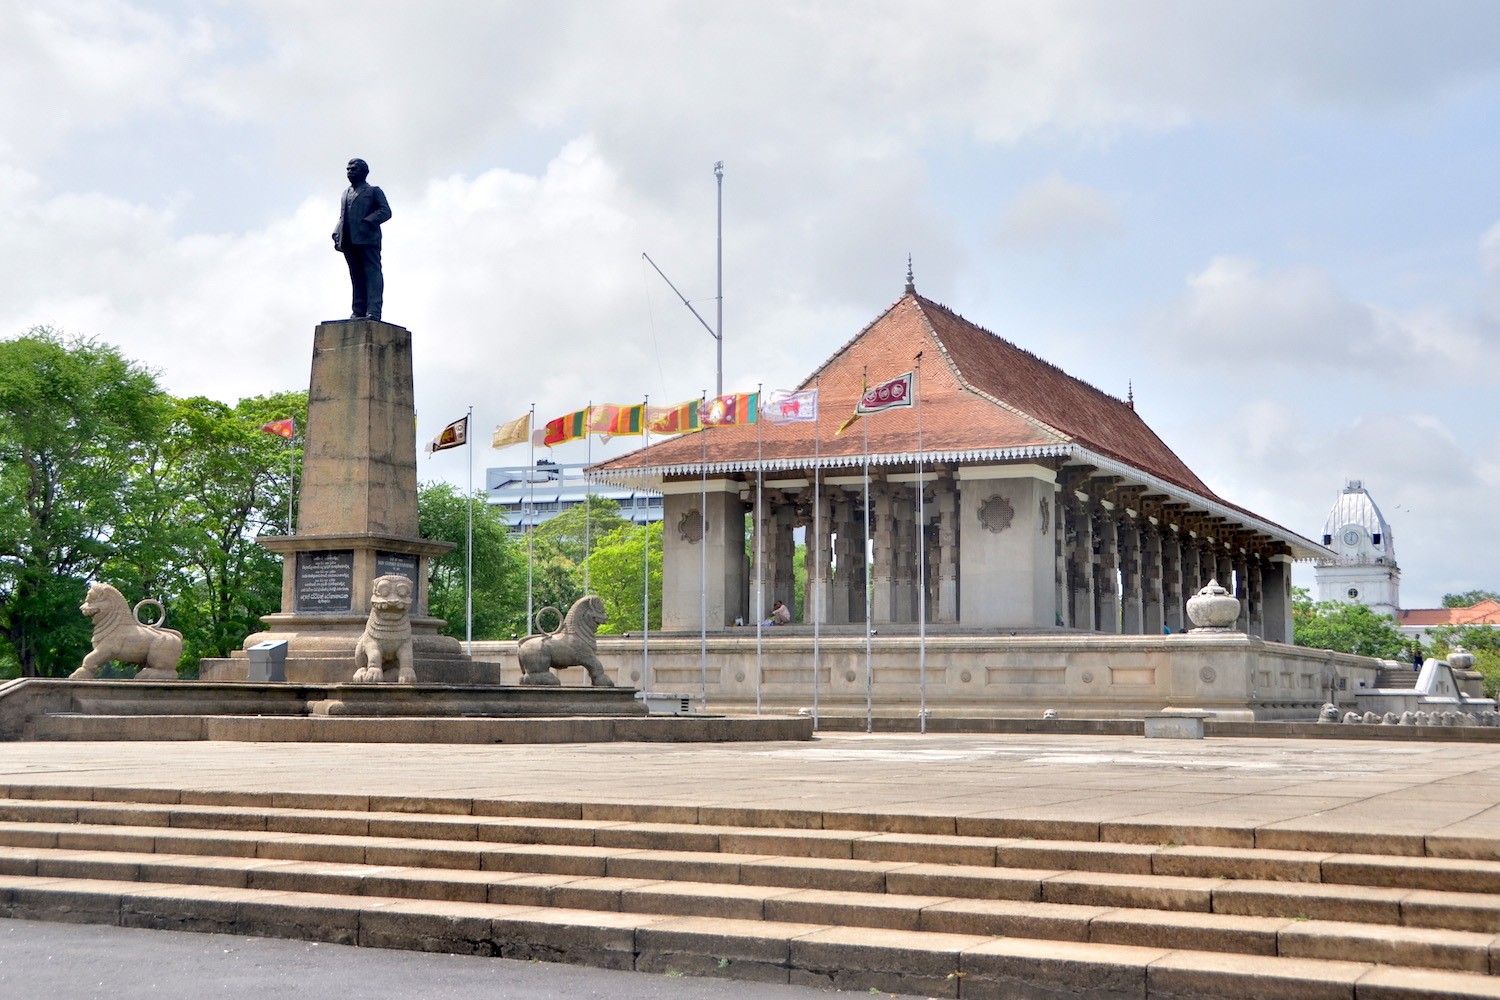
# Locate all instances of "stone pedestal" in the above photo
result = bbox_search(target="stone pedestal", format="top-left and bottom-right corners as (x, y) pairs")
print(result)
(206, 319), (467, 683)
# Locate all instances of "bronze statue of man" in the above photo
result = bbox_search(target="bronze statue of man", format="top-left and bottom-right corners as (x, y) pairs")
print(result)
(332, 158), (392, 321)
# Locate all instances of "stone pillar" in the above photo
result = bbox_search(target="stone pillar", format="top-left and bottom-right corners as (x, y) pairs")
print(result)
(1162, 528), (1184, 633)
(771, 499), (798, 618)
(934, 480), (959, 623)
(892, 487), (916, 623)
(1234, 551), (1251, 633)
(958, 467), (1057, 628)
(1210, 546), (1227, 593)
(1054, 488), (1067, 628)
(870, 484), (895, 624)
(1066, 492), (1095, 631)
(1179, 535), (1199, 608)
(1262, 554), (1294, 644)
(661, 483), (747, 629)
(1248, 556), (1264, 638)
(830, 492), (854, 625)
(807, 488), (834, 626)
(1095, 508), (1119, 634)
(1142, 522), (1164, 635)
(1118, 514), (1143, 634)
(748, 478), (770, 626)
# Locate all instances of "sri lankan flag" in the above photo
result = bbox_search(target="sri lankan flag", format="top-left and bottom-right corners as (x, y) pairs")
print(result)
(700, 392), (759, 427)
(645, 400), (702, 436)
(259, 417), (295, 438)
(543, 409), (587, 446)
(587, 404), (644, 437)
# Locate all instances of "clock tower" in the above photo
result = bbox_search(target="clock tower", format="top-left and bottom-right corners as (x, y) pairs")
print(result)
(1314, 480), (1400, 619)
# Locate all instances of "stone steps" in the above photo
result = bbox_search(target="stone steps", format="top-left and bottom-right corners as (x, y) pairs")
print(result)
(3, 786), (1500, 997)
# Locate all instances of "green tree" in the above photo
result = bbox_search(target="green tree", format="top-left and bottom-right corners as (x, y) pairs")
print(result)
(1292, 587), (1405, 658)
(585, 521), (662, 633)
(1442, 590), (1500, 608)
(0, 329), (168, 676)
(527, 496), (630, 623)
(418, 482), (526, 640)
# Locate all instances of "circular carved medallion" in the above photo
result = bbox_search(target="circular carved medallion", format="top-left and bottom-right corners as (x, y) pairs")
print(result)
(844, 670), (857, 683)
(960, 670), (973, 683)
(1080, 670), (1095, 684)
(978, 495), (1015, 533)
(678, 510), (703, 543)
(1199, 666), (1217, 684)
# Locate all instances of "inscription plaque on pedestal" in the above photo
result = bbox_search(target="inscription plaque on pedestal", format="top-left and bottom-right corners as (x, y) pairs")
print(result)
(295, 550), (355, 612)
(375, 550), (420, 585)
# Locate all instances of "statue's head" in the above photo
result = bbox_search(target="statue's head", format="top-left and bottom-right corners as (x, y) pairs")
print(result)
(346, 158), (369, 184)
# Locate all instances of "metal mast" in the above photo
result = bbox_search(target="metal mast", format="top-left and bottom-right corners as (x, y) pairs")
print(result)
(714, 161), (723, 398)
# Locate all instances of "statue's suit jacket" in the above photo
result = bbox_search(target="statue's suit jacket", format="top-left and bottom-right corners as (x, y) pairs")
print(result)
(334, 183), (392, 249)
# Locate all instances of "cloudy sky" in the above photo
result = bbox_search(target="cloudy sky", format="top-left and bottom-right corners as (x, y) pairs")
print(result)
(3, 1), (1498, 607)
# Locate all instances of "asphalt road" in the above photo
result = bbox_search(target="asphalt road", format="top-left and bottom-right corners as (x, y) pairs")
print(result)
(0, 918), (915, 1000)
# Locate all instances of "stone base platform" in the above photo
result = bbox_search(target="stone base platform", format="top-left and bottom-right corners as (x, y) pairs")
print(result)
(0, 679), (812, 743)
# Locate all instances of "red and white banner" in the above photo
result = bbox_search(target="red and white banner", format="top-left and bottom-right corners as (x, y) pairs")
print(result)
(761, 388), (818, 424)
(855, 372), (913, 414)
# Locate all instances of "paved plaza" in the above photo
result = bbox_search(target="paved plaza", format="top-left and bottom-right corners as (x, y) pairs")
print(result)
(2, 732), (1499, 844)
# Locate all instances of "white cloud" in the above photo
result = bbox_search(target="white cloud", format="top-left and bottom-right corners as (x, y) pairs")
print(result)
(1146, 256), (1500, 382)
(995, 173), (1121, 252)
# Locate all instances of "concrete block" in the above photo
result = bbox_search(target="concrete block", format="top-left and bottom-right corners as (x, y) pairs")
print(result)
(470, 799), (582, 821)
(549, 876), (648, 912)
(0, 802), (80, 823)
(1322, 854), (1500, 894)
(363, 838), (482, 870)
(246, 862), (370, 897)
(265, 810), (370, 837)
(1144, 713), (1209, 739)
(234, 890), (363, 945)
(920, 897), (1105, 941)
(1041, 871), (1217, 911)
(359, 867), (496, 904)
(56, 829), (156, 853)
(593, 822), (723, 853)
(369, 794), (472, 816)
(153, 829), (262, 858)
(1212, 880), (1406, 924)
(90, 787), (181, 805)
(1152, 844), (1331, 882)
(0, 846), (40, 876)
(718, 829), (856, 859)
(35, 851), (142, 882)
(635, 915), (823, 982)
(822, 810), (956, 835)
(1355, 965), (1500, 999)
(699, 806), (823, 830)
(765, 888), (944, 930)
(1400, 888), (1500, 932)
(119, 883), (245, 934)
(1279, 919), (1492, 973)
(475, 818), (598, 847)
(164, 807), (260, 831)
(1102, 821), (1257, 850)
(850, 832), (999, 867)
(137, 856), (289, 889)
(1091, 909), (1289, 955)
(885, 862), (1054, 901)
(788, 925), (988, 998)
(485, 873), (587, 907)
(622, 880), (788, 920)
(267, 791), (369, 812)
(1256, 828), (1425, 857)
(605, 849), (748, 884)
(366, 816), (481, 841)
(254, 832), (367, 865)
(998, 840), (1157, 874)
(739, 856), (903, 893)
(491, 907), (660, 970)
(960, 936), (1165, 1000)
(957, 816), (1101, 841)
(1146, 949), (1369, 1000)
(358, 899), (500, 955)
(7, 877), (133, 924)
(0, 824), (61, 849)
(482, 844), (611, 877)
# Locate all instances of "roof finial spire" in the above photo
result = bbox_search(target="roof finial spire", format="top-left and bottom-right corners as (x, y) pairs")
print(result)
(1127, 380), (1135, 410)
(904, 255), (915, 295)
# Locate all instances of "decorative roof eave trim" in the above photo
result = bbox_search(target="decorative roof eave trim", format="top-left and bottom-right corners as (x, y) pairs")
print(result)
(587, 441), (1333, 562)
(587, 444), (1075, 490)
(1070, 446), (1333, 562)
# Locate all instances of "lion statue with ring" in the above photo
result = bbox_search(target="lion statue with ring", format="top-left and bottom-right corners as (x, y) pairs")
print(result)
(517, 595), (615, 686)
(71, 582), (183, 680)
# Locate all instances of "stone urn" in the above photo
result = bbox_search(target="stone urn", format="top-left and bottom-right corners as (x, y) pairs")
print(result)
(1448, 647), (1475, 670)
(1186, 580), (1241, 632)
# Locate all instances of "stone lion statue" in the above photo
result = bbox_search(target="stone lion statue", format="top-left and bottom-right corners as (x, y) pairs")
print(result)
(517, 595), (614, 687)
(352, 575), (415, 684)
(71, 583), (183, 680)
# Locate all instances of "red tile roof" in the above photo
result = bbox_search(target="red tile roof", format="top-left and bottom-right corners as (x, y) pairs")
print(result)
(1398, 600), (1500, 627)
(594, 292), (1213, 499)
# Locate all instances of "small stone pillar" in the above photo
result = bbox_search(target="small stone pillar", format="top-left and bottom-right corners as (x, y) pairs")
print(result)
(1248, 557), (1264, 637)
(1095, 508), (1120, 634)
(1142, 522), (1164, 635)
(1119, 514), (1143, 634)
(1162, 528), (1184, 633)
(1066, 492), (1095, 630)
(934, 479), (959, 623)
(870, 484), (896, 623)
(1234, 551), (1251, 633)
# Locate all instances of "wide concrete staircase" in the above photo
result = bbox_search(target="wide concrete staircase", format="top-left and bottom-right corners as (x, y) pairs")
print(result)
(2, 785), (1500, 998)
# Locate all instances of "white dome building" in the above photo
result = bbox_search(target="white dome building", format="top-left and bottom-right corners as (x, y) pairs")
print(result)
(1314, 480), (1400, 618)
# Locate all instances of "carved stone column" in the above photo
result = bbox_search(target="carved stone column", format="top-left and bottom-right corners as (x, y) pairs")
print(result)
(771, 498), (798, 619)
(807, 487), (834, 626)
(892, 486), (916, 623)
(871, 484), (895, 624)
(1142, 521), (1164, 635)
(1119, 514), (1143, 634)
(1234, 550), (1251, 633)
(1066, 492), (1095, 631)
(831, 491), (856, 625)
(934, 479), (959, 623)
(1095, 507), (1119, 633)
(1162, 528), (1184, 633)
(1216, 548), (1234, 596)
(1248, 555), (1264, 638)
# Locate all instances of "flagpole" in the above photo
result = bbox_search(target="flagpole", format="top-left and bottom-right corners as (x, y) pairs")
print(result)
(526, 403), (535, 638)
(812, 379), (821, 732)
(584, 401), (593, 596)
(699, 391), (708, 712)
(287, 429), (296, 536)
(642, 396), (651, 695)
(755, 384), (763, 716)
(465, 405), (473, 657)
(915, 356), (926, 734)
(862, 367), (873, 734)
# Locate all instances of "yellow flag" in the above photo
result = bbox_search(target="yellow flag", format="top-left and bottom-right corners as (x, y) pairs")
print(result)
(491, 413), (530, 449)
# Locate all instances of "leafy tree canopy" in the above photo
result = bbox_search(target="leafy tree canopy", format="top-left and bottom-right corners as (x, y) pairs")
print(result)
(1442, 590), (1500, 608)
(1292, 587), (1405, 659)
